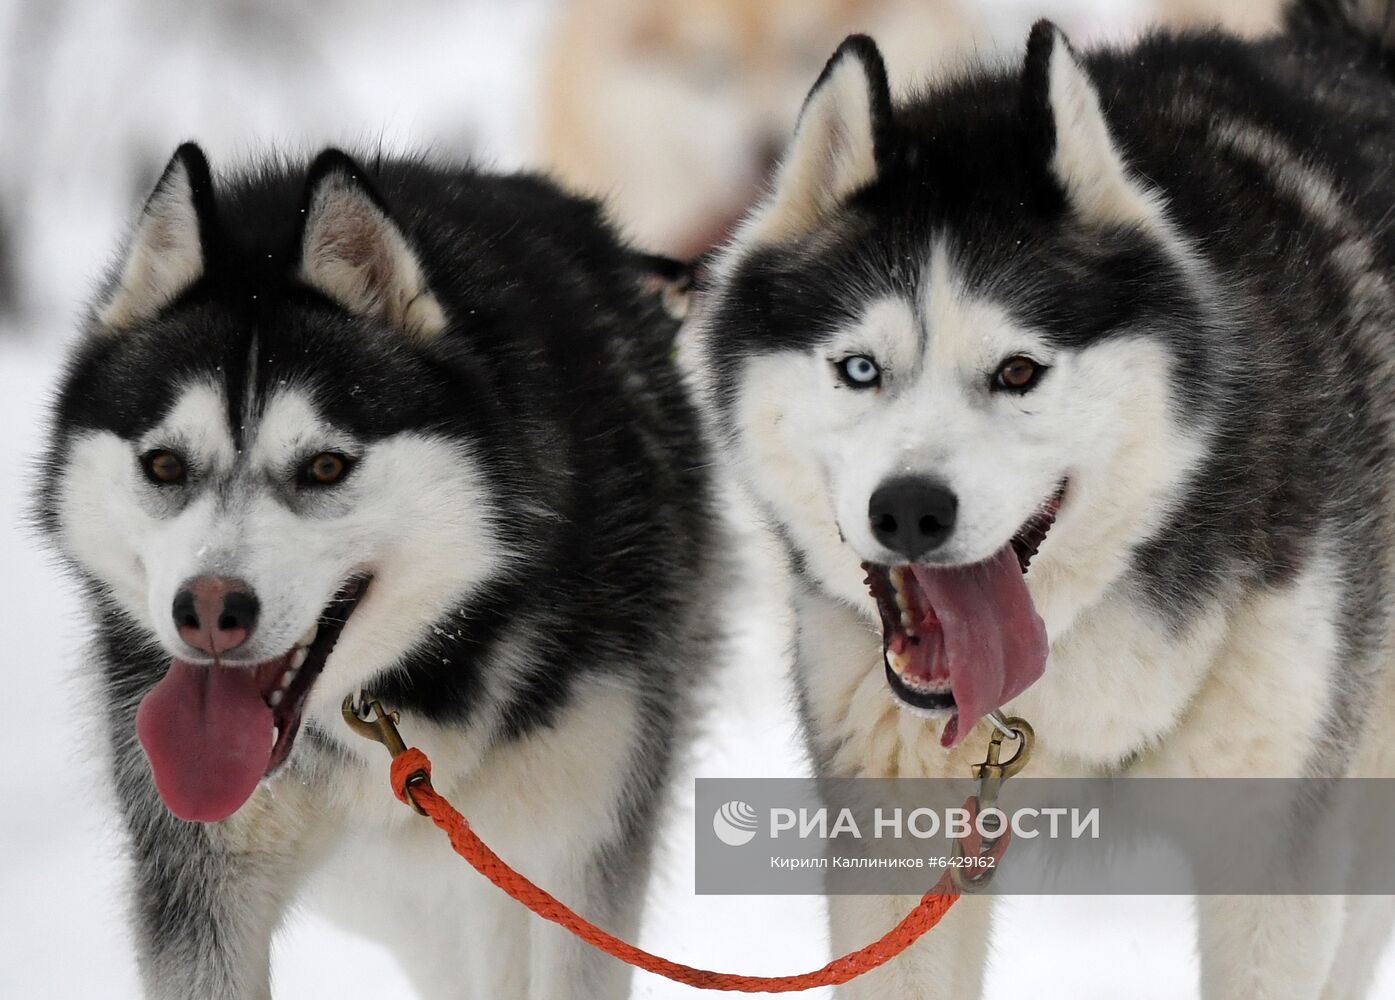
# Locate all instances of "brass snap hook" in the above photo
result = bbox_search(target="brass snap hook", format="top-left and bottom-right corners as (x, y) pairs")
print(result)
(341, 694), (410, 756)
(341, 694), (429, 815)
(952, 715), (1035, 891)
(976, 716), (1034, 784)
(973, 715), (1034, 810)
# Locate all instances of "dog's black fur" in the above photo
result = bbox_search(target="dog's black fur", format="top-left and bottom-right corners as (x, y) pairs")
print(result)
(37, 144), (718, 996)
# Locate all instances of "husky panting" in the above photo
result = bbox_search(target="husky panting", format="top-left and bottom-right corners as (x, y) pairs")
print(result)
(695, 1), (1395, 995)
(38, 144), (719, 998)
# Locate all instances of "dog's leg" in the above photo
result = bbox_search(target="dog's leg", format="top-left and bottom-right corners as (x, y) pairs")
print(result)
(525, 844), (644, 1000)
(418, 679), (664, 1000)
(1135, 569), (1362, 1000)
(312, 826), (532, 999)
(1197, 895), (1343, 1000)
(828, 893), (993, 999)
(1319, 895), (1395, 1000)
(1322, 660), (1395, 999)
(123, 765), (331, 999)
(399, 870), (531, 999)
(789, 594), (995, 998)
(455, 870), (533, 998)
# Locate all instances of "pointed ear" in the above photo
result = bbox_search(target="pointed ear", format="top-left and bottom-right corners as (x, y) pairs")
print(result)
(743, 35), (892, 245)
(297, 150), (446, 339)
(99, 143), (213, 331)
(1022, 21), (1160, 226)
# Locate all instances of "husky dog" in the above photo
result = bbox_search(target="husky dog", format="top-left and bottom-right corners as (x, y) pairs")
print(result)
(37, 143), (717, 998)
(694, 2), (1395, 996)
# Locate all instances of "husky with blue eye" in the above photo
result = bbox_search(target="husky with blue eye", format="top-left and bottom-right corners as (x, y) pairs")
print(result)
(694, 1), (1395, 996)
(36, 143), (719, 999)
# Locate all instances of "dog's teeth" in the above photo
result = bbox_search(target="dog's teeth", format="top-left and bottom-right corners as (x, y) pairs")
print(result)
(901, 672), (945, 694)
(291, 647), (308, 670)
(888, 648), (911, 673)
(890, 567), (912, 622)
(278, 669), (296, 690)
(299, 625), (318, 647)
(271, 726), (280, 747)
(900, 611), (916, 634)
(269, 690), (283, 707)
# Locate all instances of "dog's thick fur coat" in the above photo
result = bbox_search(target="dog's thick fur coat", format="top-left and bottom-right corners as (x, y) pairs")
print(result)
(695, 2), (1395, 996)
(39, 145), (719, 998)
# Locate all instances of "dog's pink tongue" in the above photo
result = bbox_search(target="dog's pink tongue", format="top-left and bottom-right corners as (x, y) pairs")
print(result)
(910, 547), (1048, 748)
(135, 660), (273, 823)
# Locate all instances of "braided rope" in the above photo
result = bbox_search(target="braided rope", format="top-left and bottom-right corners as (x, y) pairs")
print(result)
(390, 747), (970, 993)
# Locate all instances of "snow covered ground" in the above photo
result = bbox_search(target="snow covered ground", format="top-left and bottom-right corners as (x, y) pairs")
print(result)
(1, 1), (1392, 997)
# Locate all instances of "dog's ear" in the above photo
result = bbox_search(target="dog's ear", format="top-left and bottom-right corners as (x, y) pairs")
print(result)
(297, 150), (446, 339)
(1022, 21), (1160, 226)
(99, 143), (214, 331)
(743, 35), (892, 245)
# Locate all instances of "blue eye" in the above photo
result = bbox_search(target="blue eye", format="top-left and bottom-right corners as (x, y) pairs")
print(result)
(836, 355), (881, 388)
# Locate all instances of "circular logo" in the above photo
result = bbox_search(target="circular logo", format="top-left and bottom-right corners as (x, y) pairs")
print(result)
(712, 800), (759, 846)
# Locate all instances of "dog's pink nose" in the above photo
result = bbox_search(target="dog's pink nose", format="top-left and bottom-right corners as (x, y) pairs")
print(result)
(172, 577), (259, 655)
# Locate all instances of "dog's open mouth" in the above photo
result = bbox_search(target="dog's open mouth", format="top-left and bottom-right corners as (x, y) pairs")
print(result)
(862, 486), (1064, 748)
(135, 577), (369, 823)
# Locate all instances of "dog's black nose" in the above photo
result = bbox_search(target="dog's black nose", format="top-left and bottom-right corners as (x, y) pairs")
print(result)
(868, 477), (958, 561)
(173, 577), (260, 655)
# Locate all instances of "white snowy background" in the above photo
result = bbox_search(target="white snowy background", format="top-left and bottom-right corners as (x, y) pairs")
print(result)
(0, 1), (1391, 997)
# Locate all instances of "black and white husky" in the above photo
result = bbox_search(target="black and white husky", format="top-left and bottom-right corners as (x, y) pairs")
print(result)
(694, 1), (1395, 996)
(37, 143), (719, 998)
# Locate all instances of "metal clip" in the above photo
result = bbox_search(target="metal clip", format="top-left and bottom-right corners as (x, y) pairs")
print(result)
(950, 715), (1035, 892)
(972, 715), (1034, 814)
(341, 694), (429, 815)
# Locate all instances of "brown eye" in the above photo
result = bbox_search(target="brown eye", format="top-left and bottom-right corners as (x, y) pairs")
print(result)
(301, 452), (352, 487)
(141, 449), (187, 485)
(994, 355), (1046, 393)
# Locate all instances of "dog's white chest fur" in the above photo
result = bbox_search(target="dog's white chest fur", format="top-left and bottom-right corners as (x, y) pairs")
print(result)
(795, 542), (1342, 782)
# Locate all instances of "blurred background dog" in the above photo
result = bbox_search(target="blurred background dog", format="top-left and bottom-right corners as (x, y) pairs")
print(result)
(536, 0), (1283, 258)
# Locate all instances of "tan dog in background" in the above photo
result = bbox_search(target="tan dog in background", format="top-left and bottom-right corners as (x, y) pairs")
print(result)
(538, 0), (982, 258)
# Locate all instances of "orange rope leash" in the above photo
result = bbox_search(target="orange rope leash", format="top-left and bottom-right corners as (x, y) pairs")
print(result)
(389, 747), (968, 993)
